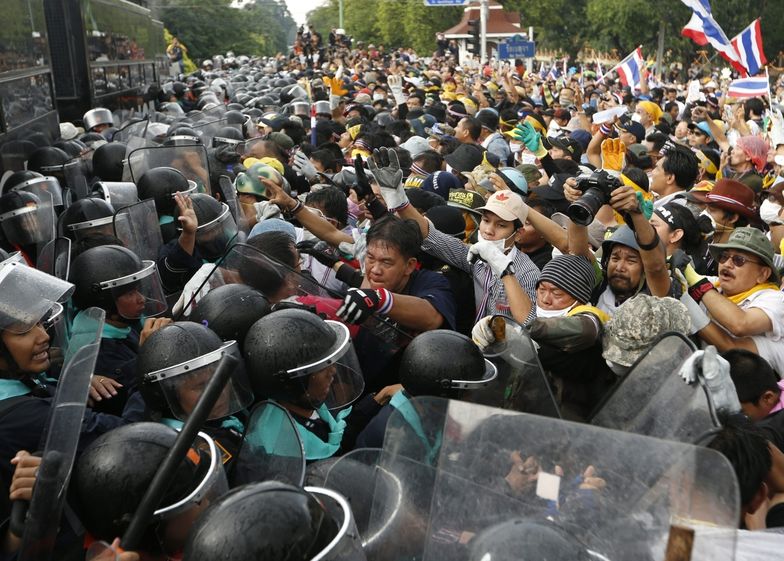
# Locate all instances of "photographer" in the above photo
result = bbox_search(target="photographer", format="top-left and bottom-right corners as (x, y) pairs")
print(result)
(564, 167), (674, 315)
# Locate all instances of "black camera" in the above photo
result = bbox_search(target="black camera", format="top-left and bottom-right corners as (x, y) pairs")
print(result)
(567, 170), (623, 226)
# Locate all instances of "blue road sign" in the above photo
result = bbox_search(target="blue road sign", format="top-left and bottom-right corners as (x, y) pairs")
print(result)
(498, 39), (536, 59)
(423, 0), (470, 5)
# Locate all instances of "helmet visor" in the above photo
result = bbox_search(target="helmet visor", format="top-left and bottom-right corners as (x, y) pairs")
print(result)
(0, 260), (75, 333)
(15, 176), (64, 207)
(305, 486), (366, 561)
(145, 340), (253, 421)
(0, 193), (55, 247)
(288, 321), (365, 411)
(91, 181), (139, 210)
(195, 204), (238, 261)
(69, 216), (115, 241)
(98, 260), (167, 319)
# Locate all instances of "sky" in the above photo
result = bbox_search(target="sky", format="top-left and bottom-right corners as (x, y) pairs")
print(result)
(284, 0), (325, 25)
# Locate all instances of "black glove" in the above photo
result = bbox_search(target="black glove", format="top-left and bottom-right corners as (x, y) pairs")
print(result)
(353, 155), (374, 201)
(296, 240), (340, 268)
(337, 287), (394, 324)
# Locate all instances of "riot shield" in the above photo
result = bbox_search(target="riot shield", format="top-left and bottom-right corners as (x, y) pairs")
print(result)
(91, 181), (139, 210)
(217, 175), (241, 229)
(14, 308), (105, 561)
(467, 316), (560, 418)
(233, 400), (305, 487)
(11, 176), (64, 209)
(62, 158), (91, 200)
(191, 118), (240, 147)
(114, 118), (150, 146)
(378, 397), (739, 561)
(36, 237), (71, 281)
(127, 145), (212, 196)
(113, 199), (164, 262)
(0, 189), (56, 258)
(589, 332), (719, 443)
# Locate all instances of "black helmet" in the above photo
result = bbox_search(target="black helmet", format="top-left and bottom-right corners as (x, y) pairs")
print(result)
(92, 142), (128, 181)
(182, 482), (358, 561)
(399, 330), (497, 397)
(52, 140), (84, 159)
(224, 110), (246, 126)
(137, 321), (252, 421)
(242, 308), (363, 408)
(468, 520), (591, 561)
(137, 167), (191, 216)
(70, 422), (227, 554)
(78, 131), (107, 148)
(1, 170), (42, 195)
(57, 197), (115, 241)
(69, 245), (166, 318)
(212, 126), (244, 149)
(0, 190), (50, 246)
(175, 193), (237, 260)
(189, 284), (269, 350)
(27, 146), (70, 175)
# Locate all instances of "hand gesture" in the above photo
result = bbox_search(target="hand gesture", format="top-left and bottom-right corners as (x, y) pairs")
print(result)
(293, 151), (318, 181)
(600, 138), (626, 174)
(297, 240), (340, 268)
(9, 451), (41, 501)
(175, 192), (197, 234)
(368, 148), (407, 210)
(467, 239), (514, 277)
(139, 317), (173, 346)
(691, 106), (709, 123)
(353, 155), (374, 201)
(260, 176), (295, 210)
(88, 375), (123, 405)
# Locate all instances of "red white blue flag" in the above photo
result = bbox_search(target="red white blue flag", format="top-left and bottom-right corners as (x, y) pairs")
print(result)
(611, 47), (644, 90)
(731, 19), (767, 78)
(726, 75), (769, 99)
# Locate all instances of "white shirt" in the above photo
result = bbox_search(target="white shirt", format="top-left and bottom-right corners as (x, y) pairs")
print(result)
(652, 190), (689, 209)
(731, 288), (784, 375)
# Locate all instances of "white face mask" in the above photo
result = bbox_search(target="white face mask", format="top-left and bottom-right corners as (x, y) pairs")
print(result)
(373, 93), (386, 101)
(631, 113), (642, 123)
(477, 230), (514, 253)
(509, 141), (523, 153)
(760, 199), (782, 224)
(535, 304), (572, 318)
(699, 209), (717, 231)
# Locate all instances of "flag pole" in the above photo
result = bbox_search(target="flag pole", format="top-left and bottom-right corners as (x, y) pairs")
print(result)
(765, 66), (773, 101)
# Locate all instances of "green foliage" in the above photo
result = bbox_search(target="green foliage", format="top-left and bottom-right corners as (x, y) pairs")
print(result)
(306, 0), (462, 54)
(156, 0), (296, 60)
(164, 27), (196, 72)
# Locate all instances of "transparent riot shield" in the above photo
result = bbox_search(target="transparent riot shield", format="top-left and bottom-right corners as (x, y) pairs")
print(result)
(114, 118), (150, 145)
(11, 176), (64, 209)
(91, 181), (139, 210)
(466, 316), (560, 418)
(36, 237), (71, 281)
(127, 145), (212, 195)
(192, 118), (240, 147)
(377, 397), (739, 561)
(113, 199), (164, 262)
(233, 400), (305, 487)
(589, 332), (719, 444)
(14, 308), (105, 561)
(0, 189), (56, 258)
(62, 158), (91, 200)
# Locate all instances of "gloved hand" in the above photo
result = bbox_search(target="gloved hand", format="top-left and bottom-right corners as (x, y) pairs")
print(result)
(297, 240), (340, 268)
(324, 75), (348, 97)
(337, 287), (394, 324)
(293, 151), (318, 182)
(702, 345), (741, 414)
(353, 155), (375, 201)
(679, 289), (711, 334)
(172, 263), (215, 317)
(368, 148), (408, 210)
(678, 350), (702, 384)
(683, 262), (715, 303)
(508, 122), (546, 158)
(467, 239), (514, 278)
(600, 138), (625, 177)
(471, 315), (521, 349)
(387, 74), (406, 107)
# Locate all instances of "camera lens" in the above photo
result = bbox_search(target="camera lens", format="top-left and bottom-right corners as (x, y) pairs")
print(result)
(567, 188), (606, 226)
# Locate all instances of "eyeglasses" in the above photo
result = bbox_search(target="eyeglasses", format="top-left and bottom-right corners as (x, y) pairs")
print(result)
(718, 252), (762, 267)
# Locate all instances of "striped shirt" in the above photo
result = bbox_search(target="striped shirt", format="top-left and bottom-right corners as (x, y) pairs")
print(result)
(421, 225), (539, 325)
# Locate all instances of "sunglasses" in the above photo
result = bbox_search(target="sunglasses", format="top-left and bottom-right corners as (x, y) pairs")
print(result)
(718, 252), (762, 267)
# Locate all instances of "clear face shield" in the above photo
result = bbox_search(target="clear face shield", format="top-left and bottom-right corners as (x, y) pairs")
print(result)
(305, 486), (367, 561)
(285, 321), (365, 411)
(91, 181), (139, 210)
(97, 260), (167, 319)
(14, 176), (64, 208)
(68, 216), (116, 242)
(194, 203), (239, 261)
(127, 145), (212, 196)
(0, 200), (55, 248)
(144, 340), (253, 421)
(112, 199), (165, 262)
(0, 259), (74, 335)
(62, 158), (91, 200)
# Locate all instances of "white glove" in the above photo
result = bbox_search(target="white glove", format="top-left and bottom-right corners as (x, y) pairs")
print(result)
(471, 315), (520, 349)
(329, 94), (342, 111)
(679, 290), (710, 334)
(387, 75), (406, 107)
(467, 240), (514, 278)
(172, 263), (216, 317)
(702, 346), (741, 414)
(254, 200), (282, 221)
(678, 350), (703, 384)
(293, 151), (318, 181)
(367, 148), (408, 210)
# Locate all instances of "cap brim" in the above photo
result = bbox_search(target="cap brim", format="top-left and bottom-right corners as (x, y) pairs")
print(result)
(475, 203), (518, 222)
(708, 243), (779, 281)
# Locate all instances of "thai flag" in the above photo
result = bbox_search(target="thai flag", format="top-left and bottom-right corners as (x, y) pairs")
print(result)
(612, 47), (645, 90)
(679, 0), (746, 75)
(539, 61), (547, 78)
(731, 19), (767, 78)
(596, 62), (604, 82)
(546, 62), (558, 81)
(726, 75), (769, 98)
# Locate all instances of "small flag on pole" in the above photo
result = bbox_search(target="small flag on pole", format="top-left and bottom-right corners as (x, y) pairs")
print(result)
(610, 47), (645, 90)
(726, 75), (770, 98)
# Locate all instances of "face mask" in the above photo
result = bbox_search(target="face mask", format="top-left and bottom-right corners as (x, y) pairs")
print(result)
(535, 304), (572, 318)
(760, 199), (782, 224)
(699, 209), (717, 230)
(477, 230), (514, 253)
(631, 113), (642, 123)
(509, 141), (523, 153)
(373, 93), (386, 101)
